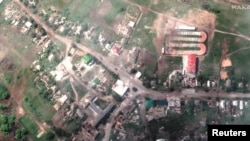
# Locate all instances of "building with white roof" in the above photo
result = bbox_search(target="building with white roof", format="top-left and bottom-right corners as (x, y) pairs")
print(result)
(135, 71), (142, 79)
(112, 79), (128, 97)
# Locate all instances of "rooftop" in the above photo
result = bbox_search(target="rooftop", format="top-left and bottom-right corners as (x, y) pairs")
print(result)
(112, 79), (128, 97)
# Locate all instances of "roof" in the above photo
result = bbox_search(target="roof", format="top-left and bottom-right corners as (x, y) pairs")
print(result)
(187, 54), (196, 73)
(82, 54), (93, 65)
(111, 45), (121, 54)
(93, 77), (100, 85)
(135, 71), (142, 79)
(156, 100), (168, 106)
(112, 80), (128, 97)
(25, 21), (32, 28)
(146, 99), (154, 109)
(128, 21), (135, 28)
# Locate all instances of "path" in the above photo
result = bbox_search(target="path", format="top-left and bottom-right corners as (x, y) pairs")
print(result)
(227, 46), (250, 57)
(69, 77), (79, 103)
(12, 1), (250, 141)
(215, 29), (250, 41)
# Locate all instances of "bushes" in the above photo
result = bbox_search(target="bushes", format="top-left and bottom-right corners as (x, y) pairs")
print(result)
(0, 84), (10, 100)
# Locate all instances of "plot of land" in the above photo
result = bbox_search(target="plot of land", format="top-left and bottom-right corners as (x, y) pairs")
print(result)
(19, 114), (39, 136)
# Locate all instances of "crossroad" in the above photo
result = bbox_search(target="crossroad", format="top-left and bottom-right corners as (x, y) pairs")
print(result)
(12, 1), (250, 141)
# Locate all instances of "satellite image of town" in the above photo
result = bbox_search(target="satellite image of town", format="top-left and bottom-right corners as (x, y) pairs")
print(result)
(1, 0), (250, 141)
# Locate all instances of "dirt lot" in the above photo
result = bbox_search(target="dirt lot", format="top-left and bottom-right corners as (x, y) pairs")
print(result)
(152, 8), (216, 75)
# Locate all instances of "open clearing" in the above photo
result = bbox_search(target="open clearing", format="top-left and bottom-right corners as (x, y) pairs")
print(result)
(19, 114), (39, 137)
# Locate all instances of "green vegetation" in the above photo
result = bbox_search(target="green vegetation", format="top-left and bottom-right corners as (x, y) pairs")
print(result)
(129, 11), (157, 57)
(61, 79), (74, 98)
(19, 115), (38, 138)
(148, 99), (212, 141)
(15, 128), (28, 140)
(128, 11), (158, 75)
(63, 116), (83, 133)
(126, 5), (141, 18)
(112, 93), (122, 102)
(74, 84), (88, 99)
(0, 84), (10, 100)
(37, 41), (64, 73)
(93, 77), (100, 85)
(2, 72), (14, 84)
(94, 98), (109, 110)
(200, 33), (222, 79)
(131, 0), (151, 6)
(123, 122), (145, 140)
(0, 114), (15, 136)
(40, 0), (101, 22)
(21, 70), (56, 122)
(151, 0), (198, 15)
(105, 0), (126, 24)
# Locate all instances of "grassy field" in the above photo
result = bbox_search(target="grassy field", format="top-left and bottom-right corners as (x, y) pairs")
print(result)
(131, 0), (151, 6)
(19, 115), (38, 137)
(207, 1), (250, 36)
(40, 0), (101, 22)
(74, 83), (88, 100)
(128, 11), (158, 75)
(200, 33), (222, 79)
(105, 0), (127, 24)
(21, 70), (56, 122)
(129, 11), (157, 57)
(151, 0), (202, 17)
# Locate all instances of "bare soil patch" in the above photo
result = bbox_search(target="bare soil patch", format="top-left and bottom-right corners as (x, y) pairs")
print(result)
(0, 57), (15, 71)
(52, 109), (65, 128)
(96, 0), (112, 17)
(222, 58), (232, 68)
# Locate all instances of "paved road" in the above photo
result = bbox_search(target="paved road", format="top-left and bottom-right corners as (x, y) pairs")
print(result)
(13, 1), (250, 141)
(15, 0), (250, 99)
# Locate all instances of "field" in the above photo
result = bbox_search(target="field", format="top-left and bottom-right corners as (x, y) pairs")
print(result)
(74, 83), (88, 99)
(21, 71), (56, 122)
(105, 0), (127, 24)
(131, 0), (151, 6)
(158, 56), (182, 78)
(128, 11), (158, 75)
(39, 0), (101, 22)
(19, 114), (39, 137)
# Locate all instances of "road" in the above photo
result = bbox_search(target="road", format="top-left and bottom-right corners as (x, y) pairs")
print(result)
(102, 92), (140, 141)
(14, 0), (250, 99)
(13, 1), (250, 141)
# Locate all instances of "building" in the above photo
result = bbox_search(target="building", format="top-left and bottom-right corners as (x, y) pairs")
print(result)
(111, 44), (122, 55)
(135, 71), (142, 79)
(146, 99), (154, 109)
(53, 95), (68, 110)
(112, 80), (128, 97)
(156, 99), (168, 107)
(82, 54), (94, 66)
(175, 26), (196, 31)
(187, 54), (197, 74)
(88, 100), (114, 127)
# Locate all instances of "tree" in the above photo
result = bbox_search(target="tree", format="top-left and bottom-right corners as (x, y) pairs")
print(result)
(0, 84), (10, 100)
(112, 94), (122, 102)
(0, 115), (7, 124)
(41, 29), (47, 36)
(45, 132), (55, 140)
(132, 87), (138, 92)
(72, 65), (77, 71)
(31, 32), (36, 38)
